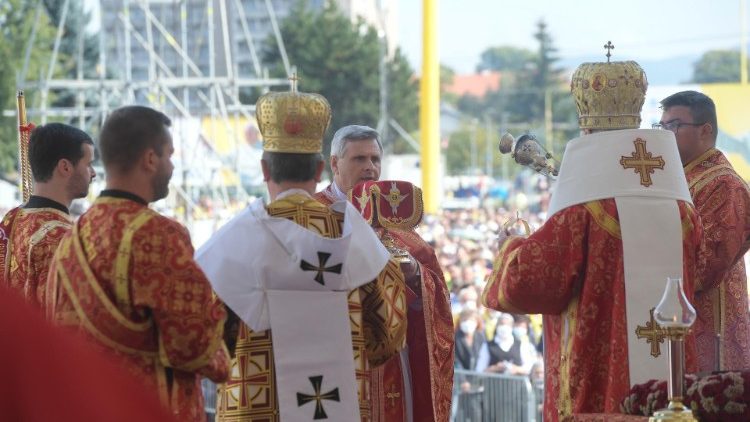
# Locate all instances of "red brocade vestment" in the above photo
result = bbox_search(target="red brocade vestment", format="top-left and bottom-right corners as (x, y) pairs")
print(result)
(1, 203), (70, 308)
(685, 148), (750, 372)
(316, 184), (455, 422)
(47, 195), (230, 422)
(482, 199), (701, 422)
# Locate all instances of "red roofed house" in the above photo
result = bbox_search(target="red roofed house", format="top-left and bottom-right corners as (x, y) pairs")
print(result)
(445, 71), (502, 98)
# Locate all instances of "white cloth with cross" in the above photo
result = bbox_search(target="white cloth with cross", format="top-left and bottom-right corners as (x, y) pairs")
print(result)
(548, 129), (693, 387)
(196, 189), (391, 421)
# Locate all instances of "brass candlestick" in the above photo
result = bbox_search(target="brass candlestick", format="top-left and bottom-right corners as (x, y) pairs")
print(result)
(649, 277), (697, 422)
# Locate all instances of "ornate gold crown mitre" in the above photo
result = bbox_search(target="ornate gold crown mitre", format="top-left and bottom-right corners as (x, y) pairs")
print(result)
(255, 76), (332, 153)
(570, 42), (648, 130)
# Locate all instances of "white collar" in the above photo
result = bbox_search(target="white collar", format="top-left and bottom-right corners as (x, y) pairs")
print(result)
(331, 181), (347, 201)
(276, 188), (313, 201)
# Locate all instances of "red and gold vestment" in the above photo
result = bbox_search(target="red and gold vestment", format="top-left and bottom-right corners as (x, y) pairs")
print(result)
(316, 183), (454, 422)
(212, 193), (407, 422)
(483, 199), (701, 422)
(0, 198), (71, 309)
(47, 193), (230, 422)
(685, 148), (750, 371)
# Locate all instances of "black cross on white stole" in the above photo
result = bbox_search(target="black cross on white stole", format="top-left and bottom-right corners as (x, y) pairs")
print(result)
(299, 252), (343, 286)
(296, 375), (340, 420)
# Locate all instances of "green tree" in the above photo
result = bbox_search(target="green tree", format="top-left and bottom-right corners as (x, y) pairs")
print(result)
(476, 46), (535, 73)
(691, 49), (749, 83)
(449, 19), (577, 175)
(508, 19), (564, 122)
(262, 1), (418, 158)
(0, 0), (56, 177)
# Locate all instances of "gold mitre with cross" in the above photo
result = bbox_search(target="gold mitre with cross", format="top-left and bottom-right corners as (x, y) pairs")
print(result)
(256, 74), (332, 153)
(571, 41), (648, 130)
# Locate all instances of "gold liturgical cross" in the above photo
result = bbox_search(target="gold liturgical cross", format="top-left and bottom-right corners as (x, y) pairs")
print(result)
(386, 384), (401, 408)
(620, 138), (665, 187)
(636, 308), (667, 358)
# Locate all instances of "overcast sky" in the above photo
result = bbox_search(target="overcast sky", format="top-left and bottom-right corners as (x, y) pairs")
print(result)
(398, 0), (748, 73)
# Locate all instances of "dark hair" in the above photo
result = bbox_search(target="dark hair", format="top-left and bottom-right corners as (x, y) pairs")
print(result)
(28, 123), (94, 183)
(660, 91), (718, 141)
(99, 106), (172, 173)
(261, 151), (323, 183)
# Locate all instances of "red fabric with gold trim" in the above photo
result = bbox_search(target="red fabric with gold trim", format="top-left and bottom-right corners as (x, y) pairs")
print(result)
(1, 207), (70, 308)
(0, 207), (21, 287)
(368, 180), (423, 229)
(349, 182), (375, 224)
(313, 184), (338, 206)
(482, 199), (701, 422)
(684, 148), (750, 372)
(47, 197), (230, 422)
(321, 181), (454, 422)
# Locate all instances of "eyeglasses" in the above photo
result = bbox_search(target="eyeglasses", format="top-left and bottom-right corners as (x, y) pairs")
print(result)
(652, 121), (705, 133)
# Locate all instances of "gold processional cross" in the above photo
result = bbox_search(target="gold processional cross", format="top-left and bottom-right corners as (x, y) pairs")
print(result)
(620, 138), (665, 187)
(635, 308), (667, 358)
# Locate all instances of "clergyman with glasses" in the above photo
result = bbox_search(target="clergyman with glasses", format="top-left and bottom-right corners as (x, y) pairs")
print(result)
(658, 90), (750, 373)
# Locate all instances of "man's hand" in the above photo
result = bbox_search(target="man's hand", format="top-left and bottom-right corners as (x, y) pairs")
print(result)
(492, 361), (507, 373)
(399, 254), (419, 283)
(400, 254), (423, 310)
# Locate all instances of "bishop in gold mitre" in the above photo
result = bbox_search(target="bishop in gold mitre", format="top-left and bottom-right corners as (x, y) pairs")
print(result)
(481, 42), (702, 421)
(197, 76), (408, 422)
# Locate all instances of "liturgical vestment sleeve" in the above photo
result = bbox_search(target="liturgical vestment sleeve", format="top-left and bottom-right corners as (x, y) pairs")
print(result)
(483, 205), (589, 315)
(692, 171), (750, 292)
(359, 259), (408, 367)
(128, 222), (231, 380)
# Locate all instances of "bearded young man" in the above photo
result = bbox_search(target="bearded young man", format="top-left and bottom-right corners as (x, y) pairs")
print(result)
(0, 123), (95, 309)
(46, 106), (230, 422)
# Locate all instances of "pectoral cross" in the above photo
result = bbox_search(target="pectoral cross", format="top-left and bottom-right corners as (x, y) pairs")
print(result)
(386, 384), (401, 408)
(604, 41), (615, 62)
(296, 375), (340, 420)
(620, 138), (665, 187)
(636, 308), (667, 358)
(300, 252), (343, 286)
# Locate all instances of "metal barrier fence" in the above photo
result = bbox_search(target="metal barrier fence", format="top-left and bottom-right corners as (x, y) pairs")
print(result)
(203, 370), (543, 421)
(452, 369), (543, 422)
